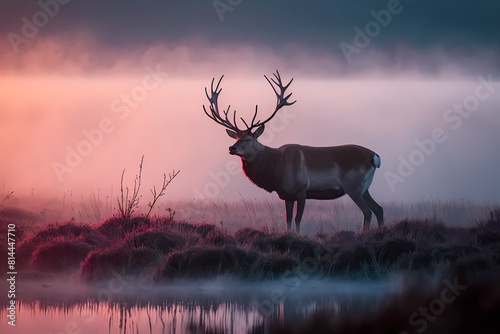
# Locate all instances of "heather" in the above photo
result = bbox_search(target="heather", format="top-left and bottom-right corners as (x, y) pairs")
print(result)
(3, 214), (499, 283)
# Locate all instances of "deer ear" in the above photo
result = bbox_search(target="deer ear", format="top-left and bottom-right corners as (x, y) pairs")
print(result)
(226, 129), (238, 139)
(253, 125), (265, 138)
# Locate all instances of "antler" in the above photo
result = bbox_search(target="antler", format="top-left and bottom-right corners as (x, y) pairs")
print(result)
(203, 70), (296, 136)
(244, 70), (296, 131)
(203, 76), (247, 137)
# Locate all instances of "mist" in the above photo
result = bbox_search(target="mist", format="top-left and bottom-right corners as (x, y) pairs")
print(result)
(0, 0), (499, 211)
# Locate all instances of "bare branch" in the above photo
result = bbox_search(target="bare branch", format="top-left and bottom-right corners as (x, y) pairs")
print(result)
(145, 170), (180, 219)
(0, 189), (14, 209)
(116, 156), (143, 221)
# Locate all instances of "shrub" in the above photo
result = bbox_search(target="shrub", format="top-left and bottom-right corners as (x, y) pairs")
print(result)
(329, 244), (374, 277)
(260, 254), (300, 279)
(97, 216), (151, 239)
(81, 246), (158, 281)
(17, 221), (91, 269)
(30, 240), (91, 272)
(407, 250), (435, 271)
(375, 238), (416, 266)
(30, 221), (91, 241)
(156, 246), (263, 280)
(476, 231), (500, 246)
(330, 230), (356, 244)
(199, 229), (236, 247)
(128, 231), (186, 253)
(391, 219), (447, 244)
(254, 232), (324, 261)
(235, 227), (269, 245)
(192, 223), (217, 237)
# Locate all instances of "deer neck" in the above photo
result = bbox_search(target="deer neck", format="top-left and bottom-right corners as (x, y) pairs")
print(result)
(241, 144), (280, 193)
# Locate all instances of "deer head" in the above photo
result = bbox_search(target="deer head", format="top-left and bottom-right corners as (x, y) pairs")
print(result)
(203, 70), (296, 159)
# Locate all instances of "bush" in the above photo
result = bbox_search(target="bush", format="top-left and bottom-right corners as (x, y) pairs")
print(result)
(81, 246), (158, 280)
(30, 240), (91, 272)
(260, 254), (300, 279)
(128, 231), (186, 253)
(192, 222), (217, 237)
(17, 221), (91, 269)
(235, 227), (269, 245)
(375, 238), (416, 266)
(330, 244), (374, 277)
(156, 246), (263, 280)
(97, 216), (152, 239)
(330, 230), (356, 244)
(391, 219), (447, 244)
(254, 232), (324, 261)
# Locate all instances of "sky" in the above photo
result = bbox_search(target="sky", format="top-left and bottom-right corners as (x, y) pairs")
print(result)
(1, 0), (500, 209)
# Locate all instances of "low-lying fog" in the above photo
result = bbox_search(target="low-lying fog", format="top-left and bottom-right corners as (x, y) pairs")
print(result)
(0, 276), (402, 334)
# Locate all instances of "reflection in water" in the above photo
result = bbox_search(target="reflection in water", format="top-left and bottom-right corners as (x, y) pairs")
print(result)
(0, 278), (397, 334)
(11, 301), (262, 334)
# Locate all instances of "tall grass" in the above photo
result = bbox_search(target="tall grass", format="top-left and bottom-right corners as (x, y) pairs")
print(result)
(171, 197), (498, 234)
(78, 190), (112, 223)
(5, 211), (500, 284)
(7, 186), (497, 230)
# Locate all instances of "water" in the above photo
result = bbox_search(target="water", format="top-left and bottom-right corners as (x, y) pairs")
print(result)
(0, 277), (399, 334)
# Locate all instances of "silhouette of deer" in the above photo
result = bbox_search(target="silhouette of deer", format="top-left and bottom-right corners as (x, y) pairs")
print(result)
(203, 70), (383, 232)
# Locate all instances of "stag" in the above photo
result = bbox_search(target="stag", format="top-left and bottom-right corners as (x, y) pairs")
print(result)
(203, 70), (383, 232)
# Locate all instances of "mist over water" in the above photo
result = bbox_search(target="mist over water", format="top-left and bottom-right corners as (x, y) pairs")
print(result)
(0, 277), (399, 334)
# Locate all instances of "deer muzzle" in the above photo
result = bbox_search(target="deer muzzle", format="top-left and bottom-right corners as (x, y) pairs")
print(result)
(229, 145), (239, 155)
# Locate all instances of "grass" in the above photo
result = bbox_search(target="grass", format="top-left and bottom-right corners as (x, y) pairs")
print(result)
(2, 206), (500, 334)
(3, 208), (500, 284)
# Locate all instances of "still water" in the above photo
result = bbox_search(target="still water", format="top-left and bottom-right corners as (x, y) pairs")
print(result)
(0, 277), (399, 334)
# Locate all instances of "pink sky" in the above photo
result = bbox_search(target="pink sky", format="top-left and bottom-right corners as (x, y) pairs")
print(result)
(1, 36), (500, 207)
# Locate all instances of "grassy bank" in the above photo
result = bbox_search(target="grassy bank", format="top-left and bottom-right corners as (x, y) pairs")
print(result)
(2, 213), (500, 283)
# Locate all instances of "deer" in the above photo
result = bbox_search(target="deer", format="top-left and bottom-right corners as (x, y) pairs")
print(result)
(203, 70), (383, 233)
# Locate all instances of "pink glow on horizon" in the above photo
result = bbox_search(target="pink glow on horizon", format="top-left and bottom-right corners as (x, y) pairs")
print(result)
(1, 36), (499, 204)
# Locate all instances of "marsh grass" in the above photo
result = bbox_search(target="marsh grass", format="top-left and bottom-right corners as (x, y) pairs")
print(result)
(4, 210), (499, 285)
(78, 190), (112, 223)
(170, 198), (498, 234)
(4, 197), (500, 334)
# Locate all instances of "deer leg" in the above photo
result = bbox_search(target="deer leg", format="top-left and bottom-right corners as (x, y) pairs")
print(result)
(295, 194), (306, 233)
(285, 200), (294, 230)
(363, 191), (384, 227)
(346, 191), (372, 230)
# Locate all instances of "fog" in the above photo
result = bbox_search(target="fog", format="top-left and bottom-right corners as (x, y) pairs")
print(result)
(1, 1), (499, 209)
(0, 276), (400, 333)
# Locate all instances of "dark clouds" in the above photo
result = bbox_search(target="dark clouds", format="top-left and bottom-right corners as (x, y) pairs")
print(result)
(2, 0), (499, 75)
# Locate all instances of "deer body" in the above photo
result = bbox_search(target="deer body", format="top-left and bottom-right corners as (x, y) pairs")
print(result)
(204, 71), (383, 232)
(242, 144), (379, 199)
